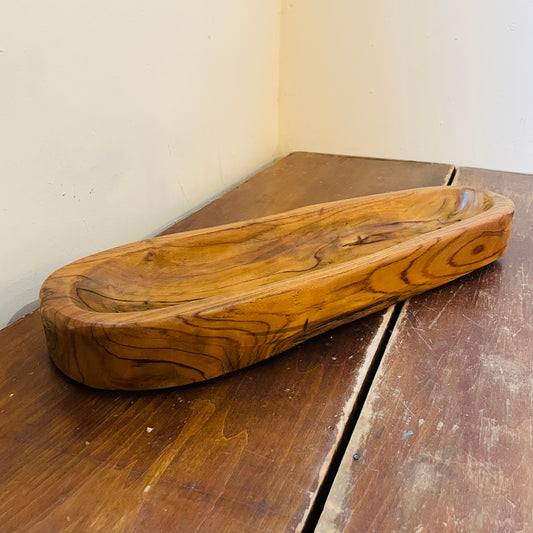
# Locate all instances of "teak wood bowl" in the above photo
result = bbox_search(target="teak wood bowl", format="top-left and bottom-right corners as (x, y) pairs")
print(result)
(40, 186), (514, 390)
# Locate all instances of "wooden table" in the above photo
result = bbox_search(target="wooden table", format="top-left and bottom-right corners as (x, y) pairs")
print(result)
(1, 153), (531, 532)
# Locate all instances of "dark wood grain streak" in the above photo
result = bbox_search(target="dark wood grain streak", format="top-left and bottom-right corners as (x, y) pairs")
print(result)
(0, 153), (452, 532)
(317, 168), (533, 532)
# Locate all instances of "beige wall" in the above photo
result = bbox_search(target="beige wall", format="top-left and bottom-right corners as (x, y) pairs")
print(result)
(1, 2), (280, 327)
(3, 2), (533, 328)
(280, 1), (533, 172)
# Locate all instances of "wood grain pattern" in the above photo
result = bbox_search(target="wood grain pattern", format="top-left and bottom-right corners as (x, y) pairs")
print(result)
(40, 187), (513, 390)
(162, 152), (455, 234)
(0, 153), (452, 532)
(0, 310), (394, 533)
(317, 170), (533, 532)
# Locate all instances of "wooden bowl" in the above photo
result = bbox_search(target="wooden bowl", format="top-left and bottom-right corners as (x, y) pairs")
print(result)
(40, 186), (514, 390)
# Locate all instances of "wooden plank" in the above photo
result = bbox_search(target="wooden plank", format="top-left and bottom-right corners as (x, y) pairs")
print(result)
(162, 152), (454, 233)
(317, 168), (533, 532)
(0, 153), (452, 532)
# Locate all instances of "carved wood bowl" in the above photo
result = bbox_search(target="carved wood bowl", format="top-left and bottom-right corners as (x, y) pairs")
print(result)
(40, 186), (514, 390)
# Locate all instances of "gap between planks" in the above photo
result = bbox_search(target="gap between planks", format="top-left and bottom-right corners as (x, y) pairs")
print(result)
(302, 166), (457, 531)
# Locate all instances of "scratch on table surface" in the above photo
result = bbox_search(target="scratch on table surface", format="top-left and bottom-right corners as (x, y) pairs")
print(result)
(461, 313), (484, 329)
(428, 285), (462, 329)
(412, 327), (433, 351)
(400, 400), (416, 418)
(478, 414), (502, 452)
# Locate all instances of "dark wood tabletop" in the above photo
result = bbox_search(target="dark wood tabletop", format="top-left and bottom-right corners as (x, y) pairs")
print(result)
(1, 153), (530, 532)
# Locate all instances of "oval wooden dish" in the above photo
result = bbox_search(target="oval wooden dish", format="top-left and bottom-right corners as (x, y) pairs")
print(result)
(40, 186), (514, 390)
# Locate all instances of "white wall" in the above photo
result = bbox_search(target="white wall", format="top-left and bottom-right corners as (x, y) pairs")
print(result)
(1, 1), (280, 327)
(280, 1), (533, 172)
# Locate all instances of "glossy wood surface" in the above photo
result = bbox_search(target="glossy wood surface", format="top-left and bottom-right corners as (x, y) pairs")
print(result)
(317, 169), (533, 532)
(162, 152), (455, 233)
(40, 186), (513, 390)
(0, 153), (452, 532)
